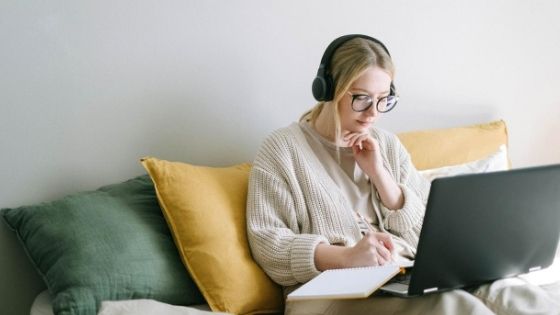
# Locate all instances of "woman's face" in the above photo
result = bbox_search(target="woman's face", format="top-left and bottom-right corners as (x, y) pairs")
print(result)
(338, 66), (392, 135)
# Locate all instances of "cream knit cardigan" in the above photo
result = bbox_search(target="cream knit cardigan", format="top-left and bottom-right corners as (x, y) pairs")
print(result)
(246, 122), (430, 286)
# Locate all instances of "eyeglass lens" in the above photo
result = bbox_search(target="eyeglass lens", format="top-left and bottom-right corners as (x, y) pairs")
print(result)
(352, 95), (397, 113)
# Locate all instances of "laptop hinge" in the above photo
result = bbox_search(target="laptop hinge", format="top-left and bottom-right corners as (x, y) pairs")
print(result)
(423, 287), (438, 294)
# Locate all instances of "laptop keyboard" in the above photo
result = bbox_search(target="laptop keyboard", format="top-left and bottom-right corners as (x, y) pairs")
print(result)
(392, 272), (412, 285)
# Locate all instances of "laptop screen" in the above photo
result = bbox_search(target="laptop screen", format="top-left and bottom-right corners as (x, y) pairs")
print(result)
(408, 164), (560, 296)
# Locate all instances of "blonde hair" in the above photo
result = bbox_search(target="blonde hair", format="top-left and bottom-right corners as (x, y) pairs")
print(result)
(300, 37), (395, 143)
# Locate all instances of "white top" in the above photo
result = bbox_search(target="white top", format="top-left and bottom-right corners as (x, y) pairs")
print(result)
(299, 121), (379, 229)
(299, 121), (417, 264)
(246, 122), (430, 287)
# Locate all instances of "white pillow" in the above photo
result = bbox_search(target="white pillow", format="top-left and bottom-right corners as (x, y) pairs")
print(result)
(419, 145), (509, 182)
(31, 290), (227, 315)
(30, 291), (54, 315)
(97, 299), (231, 315)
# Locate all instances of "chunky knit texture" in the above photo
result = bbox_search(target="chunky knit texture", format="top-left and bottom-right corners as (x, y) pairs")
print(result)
(246, 122), (430, 286)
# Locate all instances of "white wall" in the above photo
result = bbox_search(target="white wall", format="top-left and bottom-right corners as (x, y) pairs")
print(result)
(2, 0), (560, 208)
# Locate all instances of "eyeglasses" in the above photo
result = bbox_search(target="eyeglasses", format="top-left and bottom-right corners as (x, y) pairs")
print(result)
(347, 92), (399, 113)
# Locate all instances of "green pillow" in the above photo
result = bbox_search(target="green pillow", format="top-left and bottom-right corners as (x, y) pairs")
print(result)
(1, 175), (205, 315)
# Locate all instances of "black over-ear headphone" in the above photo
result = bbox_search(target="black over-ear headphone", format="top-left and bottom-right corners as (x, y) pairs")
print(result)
(311, 34), (396, 102)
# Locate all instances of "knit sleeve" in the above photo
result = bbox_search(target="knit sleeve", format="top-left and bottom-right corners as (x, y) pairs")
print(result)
(379, 134), (431, 247)
(246, 140), (328, 286)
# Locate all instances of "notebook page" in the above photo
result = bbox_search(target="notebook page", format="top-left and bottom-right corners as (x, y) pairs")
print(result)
(287, 264), (400, 301)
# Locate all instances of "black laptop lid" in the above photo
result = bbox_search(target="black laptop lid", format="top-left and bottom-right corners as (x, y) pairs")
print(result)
(409, 164), (560, 296)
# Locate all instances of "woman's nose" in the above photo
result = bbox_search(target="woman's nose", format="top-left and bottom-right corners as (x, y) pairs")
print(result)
(365, 103), (378, 117)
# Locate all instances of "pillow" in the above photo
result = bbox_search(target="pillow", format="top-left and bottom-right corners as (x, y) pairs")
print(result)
(397, 120), (509, 170)
(140, 158), (283, 315)
(1, 175), (205, 315)
(30, 291), (53, 315)
(420, 144), (509, 182)
(97, 299), (232, 315)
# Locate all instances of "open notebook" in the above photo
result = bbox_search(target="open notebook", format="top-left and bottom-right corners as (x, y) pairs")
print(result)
(286, 264), (402, 301)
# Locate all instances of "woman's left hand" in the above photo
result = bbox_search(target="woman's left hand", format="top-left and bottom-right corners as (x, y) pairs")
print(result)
(344, 132), (384, 178)
(345, 131), (405, 210)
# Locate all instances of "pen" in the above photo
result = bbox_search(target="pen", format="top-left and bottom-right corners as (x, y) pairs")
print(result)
(356, 212), (375, 234)
(357, 212), (396, 264)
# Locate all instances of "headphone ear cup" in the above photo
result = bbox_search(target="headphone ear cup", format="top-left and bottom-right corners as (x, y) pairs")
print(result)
(312, 75), (326, 101)
(312, 74), (334, 102)
(324, 75), (334, 101)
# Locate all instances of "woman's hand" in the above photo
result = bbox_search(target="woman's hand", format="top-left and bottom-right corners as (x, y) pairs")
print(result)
(343, 131), (405, 210)
(344, 132), (384, 178)
(314, 232), (394, 271)
(343, 232), (394, 267)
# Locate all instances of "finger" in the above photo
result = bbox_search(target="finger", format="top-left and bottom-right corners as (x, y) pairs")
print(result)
(343, 132), (358, 141)
(351, 135), (364, 149)
(358, 135), (375, 150)
(363, 232), (376, 245)
(349, 135), (366, 151)
(366, 233), (384, 247)
(372, 255), (379, 266)
(354, 135), (374, 151)
(346, 133), (361, 147)
(351, 141), (366, 155)
(345, 132), (369, 146)
(376, 243), (392, 262)
(376, 254), (387, 266)
(354, 136), (375, 150)
(381, 240), (394, 253)
(377, 233), (395, 252)
(361, 232), (377, 246)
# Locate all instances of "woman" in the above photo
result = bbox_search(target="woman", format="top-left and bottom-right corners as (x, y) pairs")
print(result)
(246, 34), (559, 315)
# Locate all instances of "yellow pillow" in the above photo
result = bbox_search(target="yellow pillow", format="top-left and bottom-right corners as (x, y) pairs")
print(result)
(397, 120), (509, 170)
(141, 157), (283, 315)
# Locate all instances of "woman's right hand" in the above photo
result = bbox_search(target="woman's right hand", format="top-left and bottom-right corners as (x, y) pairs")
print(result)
(314, 232), (395, 271)
(344, 232), (394, 267)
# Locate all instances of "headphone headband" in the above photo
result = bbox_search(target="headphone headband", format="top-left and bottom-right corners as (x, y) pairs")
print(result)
(312, 34), (395, 102)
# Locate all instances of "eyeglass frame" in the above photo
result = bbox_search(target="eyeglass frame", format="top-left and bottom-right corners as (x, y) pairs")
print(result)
(346, 91), (399, 113)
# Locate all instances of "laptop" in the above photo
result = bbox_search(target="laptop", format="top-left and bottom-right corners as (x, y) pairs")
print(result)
(380, 164), (560, 297)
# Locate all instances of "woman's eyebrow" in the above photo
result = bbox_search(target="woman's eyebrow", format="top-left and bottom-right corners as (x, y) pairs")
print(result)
(350, 88), (390, 95)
